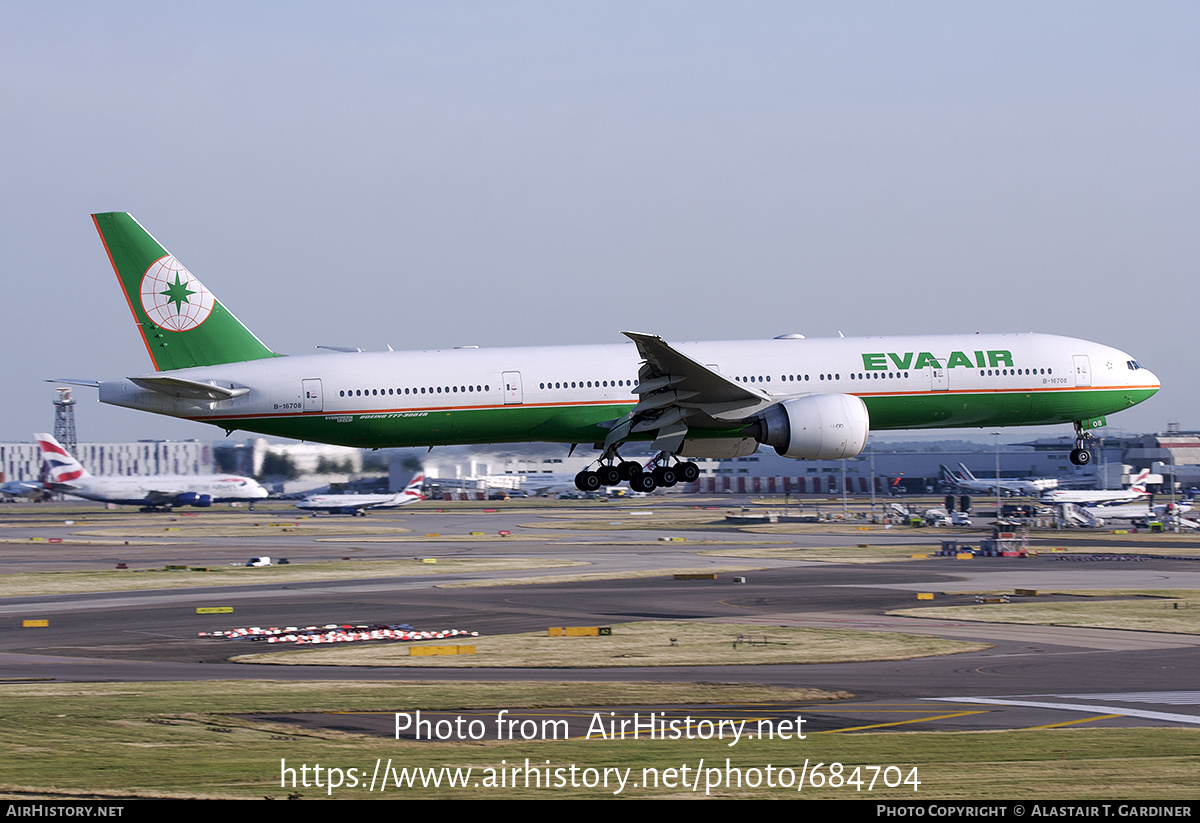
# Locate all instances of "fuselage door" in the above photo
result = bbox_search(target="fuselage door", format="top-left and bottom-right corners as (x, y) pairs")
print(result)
(930, 366), (948, 391)
(1072, 355), (1091, 387)
(303, 378), (323, 412)
(502, 371), (523, 405)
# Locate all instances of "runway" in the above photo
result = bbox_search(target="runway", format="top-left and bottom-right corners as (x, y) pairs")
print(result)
(3, 501), (1199, 732)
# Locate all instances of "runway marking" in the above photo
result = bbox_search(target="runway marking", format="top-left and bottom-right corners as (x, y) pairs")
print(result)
(931, 697), (1200, 725)
(122, 629), (185, 639)
(1040, 691), (1200, 705)
(819, 710), (987, 733)
(1023, 714), (1122, 730)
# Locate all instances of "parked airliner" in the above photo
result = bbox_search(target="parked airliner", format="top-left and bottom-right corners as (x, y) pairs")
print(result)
(296, 475), (425, 515)
(68, 213), (1160, 493)
(939, 463), (1057, 496)
(1, 480), (46, 501)
(36, 433), (269, 511)
(1041, 470), (1155, 506)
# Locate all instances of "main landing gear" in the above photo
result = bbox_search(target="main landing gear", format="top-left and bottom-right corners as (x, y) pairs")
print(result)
(1069, 422), (1093, 466)
(574, 452), (701, 493)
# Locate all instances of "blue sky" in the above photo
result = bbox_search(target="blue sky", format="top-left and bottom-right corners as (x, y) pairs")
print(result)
(2, 1), (1196, 443)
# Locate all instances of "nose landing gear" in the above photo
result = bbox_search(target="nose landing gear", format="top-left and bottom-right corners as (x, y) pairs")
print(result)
(1070, 421), (1093, 466)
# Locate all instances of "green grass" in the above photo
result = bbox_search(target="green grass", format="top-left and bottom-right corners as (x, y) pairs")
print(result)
(0, 558), (583, 597)
(231, 621), (988, 668)
(890, 591), (1200, 634)
(68, 523), (414, 538)
(1, 681), (1197, 799)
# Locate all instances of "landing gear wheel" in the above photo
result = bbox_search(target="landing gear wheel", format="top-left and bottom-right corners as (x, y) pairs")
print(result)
(678, 461), (700, 483)
(575, 471), (601, 492)
(630, 473), (657, 493)
(1071, 421), (1094, 468)
(597, 465), (621, 486)
(653, 466), (678, 487)
(618, 461), (643, 481)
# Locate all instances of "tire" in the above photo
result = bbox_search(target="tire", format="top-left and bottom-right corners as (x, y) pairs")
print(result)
(631, 473), (657, 493)
(618, 461), (643, 481)
(598, 465), (621, 486)
(678, 462), (700, 483)
(653, 466), (678, 487)
(579, 471), (602, 492)
(1070, 448), (1092, 466)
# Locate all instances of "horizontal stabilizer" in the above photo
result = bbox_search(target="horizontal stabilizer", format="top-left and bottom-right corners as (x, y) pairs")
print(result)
(47, 379), (100, 388)
(129, 375), (250, 401)
(45, 482), (81, 493)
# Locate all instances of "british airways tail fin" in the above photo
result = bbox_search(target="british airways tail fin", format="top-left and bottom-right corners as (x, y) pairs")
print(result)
(34, 433), (89, 483)
(92, 213), (280, 371)
(1129, 469), (1152, 494)
(402, 474), (425, 500)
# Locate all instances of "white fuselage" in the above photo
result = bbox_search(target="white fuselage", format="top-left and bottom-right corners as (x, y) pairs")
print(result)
(62, 474), (269, 506)
(96, 332), (1160, 451)
(296, 492), (417, 512)
(1042, 488), (1149, 506)
(952, 478), (1057, 496)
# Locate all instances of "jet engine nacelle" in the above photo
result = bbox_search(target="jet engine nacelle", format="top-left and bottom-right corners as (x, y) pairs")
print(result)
(750, 394), (870, 460)
(174, 492), (213, 507)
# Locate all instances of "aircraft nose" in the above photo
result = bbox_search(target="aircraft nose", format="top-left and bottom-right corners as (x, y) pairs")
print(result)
(1141, 365), (1161, 392)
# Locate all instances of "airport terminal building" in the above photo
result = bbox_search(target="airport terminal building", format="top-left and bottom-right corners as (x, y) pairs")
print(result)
(690, 432), (1200, 495)
(412, 430), (1200, 496)
(0, 440), (214, 484)
(4, 430), (1199, 496)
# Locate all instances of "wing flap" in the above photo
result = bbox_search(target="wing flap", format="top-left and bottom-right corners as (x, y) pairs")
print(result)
(603, 332), (775, 452)
(623, 332), (767, 407)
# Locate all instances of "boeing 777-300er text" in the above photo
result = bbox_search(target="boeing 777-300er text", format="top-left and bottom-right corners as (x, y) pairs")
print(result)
(36, 432), (269, 511)
(296, 474), (425, 515)
(65, 213), (1161, 493)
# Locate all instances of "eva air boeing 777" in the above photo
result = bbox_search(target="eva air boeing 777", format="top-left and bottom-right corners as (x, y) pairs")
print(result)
(70, 213), (1160, 493)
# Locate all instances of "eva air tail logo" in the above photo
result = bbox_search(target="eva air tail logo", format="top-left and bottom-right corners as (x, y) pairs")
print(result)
(139, 255), (214, 332)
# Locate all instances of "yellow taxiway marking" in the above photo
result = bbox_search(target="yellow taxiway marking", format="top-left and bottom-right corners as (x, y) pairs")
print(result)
(1023, 714), (1122, 730)
(821, 710), (989, 733)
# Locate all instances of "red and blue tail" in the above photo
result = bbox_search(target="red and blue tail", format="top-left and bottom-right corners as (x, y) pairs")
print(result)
(35, 433), (88, 483)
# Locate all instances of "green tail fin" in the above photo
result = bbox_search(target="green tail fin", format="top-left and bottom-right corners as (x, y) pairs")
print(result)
(92, 212), (280, 371)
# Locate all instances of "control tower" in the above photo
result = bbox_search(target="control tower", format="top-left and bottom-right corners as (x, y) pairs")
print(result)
(52, 387), (77, 453)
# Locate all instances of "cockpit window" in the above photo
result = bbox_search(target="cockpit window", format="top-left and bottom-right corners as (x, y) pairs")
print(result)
(1127, 360), (1142, 370)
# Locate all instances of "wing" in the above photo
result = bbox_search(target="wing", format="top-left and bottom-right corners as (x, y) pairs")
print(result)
(604, 332), (775, 454)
